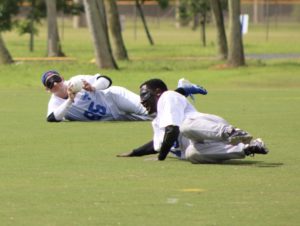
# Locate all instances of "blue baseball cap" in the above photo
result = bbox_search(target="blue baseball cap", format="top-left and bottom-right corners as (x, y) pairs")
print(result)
(41, 70), (61, 86)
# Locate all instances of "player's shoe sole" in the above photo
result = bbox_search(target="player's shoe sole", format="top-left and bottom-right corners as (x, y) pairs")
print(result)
(228, 129), (253, 145)
(244, 138), (269, 156)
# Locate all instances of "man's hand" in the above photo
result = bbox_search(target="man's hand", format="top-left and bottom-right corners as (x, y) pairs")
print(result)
(82, 80), (95, 92)
(67, 85), (76, 102)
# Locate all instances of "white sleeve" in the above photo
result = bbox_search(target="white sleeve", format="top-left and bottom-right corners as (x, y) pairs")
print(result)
(52, 98), (73, 121)
(68, 74), (111, 91)
(92, 74), (112, 91)
(69, 75), (94, 83)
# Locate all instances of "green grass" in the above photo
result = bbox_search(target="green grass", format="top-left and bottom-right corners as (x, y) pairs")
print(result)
(0, 20), (300, 225)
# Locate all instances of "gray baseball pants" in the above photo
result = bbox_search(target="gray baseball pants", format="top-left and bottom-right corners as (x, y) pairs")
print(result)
(180, 113), (246, 163)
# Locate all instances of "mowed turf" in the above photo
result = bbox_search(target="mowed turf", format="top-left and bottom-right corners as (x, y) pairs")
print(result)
(0, 21), (300, 225)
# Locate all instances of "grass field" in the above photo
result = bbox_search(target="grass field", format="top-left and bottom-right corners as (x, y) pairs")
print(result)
(0, 19), (300, 225)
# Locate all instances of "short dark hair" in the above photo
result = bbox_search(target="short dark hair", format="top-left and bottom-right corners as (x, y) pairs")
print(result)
(140, 78), (168, 92)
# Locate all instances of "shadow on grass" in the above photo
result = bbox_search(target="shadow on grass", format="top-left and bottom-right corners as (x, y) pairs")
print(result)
(221, 160), (283, 168)
(167, 157), (283, 168)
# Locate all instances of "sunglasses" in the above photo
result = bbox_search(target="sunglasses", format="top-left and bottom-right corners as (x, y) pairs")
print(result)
(45, 75), (62, 89)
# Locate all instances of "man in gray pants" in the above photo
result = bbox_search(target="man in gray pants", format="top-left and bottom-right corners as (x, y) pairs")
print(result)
(118, 78), (268, 163)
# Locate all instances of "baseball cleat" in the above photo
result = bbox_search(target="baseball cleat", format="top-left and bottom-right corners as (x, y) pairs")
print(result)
(227, 128), (253, 145)
(178, 78), (208, 100)
(243, 138), (269, 156)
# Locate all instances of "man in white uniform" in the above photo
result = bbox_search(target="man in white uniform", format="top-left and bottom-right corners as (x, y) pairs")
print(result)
(118, 78), (268, 163)
(42, 71), (206, 123)
(42, 70), (151, 122)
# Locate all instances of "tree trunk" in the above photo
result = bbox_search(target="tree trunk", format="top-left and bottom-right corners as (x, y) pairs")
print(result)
(200, 13), (207, 47)
(175, 0), (180, 28)
(83, 0), (118, 69)
(105, 0), (129, 60)
(192, 13), (200, 30)
(0, 33), (14, 64)
(253, 0), (259, 24)
(73, 0), (86, 28)
(46, 0), (65, 57)
(227, 0), (245, 67)
(29, 0), (35, 52)
(135, 0), (154, 45)
(210, 0), (228, 60)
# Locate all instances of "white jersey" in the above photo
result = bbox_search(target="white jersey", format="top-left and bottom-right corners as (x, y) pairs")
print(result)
(152, 90), (247, 163)
(152, 90), (198, 152)
(47, 75), (151, 121)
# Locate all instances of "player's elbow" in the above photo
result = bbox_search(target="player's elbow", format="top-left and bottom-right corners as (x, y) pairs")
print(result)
(46, 118), (59, 122)
(46, 113), (61, 122)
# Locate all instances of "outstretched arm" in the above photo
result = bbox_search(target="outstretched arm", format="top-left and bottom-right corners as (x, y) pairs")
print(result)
(117, 140), (157, 157)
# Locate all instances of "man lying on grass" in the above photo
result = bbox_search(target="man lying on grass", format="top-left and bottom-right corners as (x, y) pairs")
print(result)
(117, 78), (269, 163)
(42, 70), (206, 122)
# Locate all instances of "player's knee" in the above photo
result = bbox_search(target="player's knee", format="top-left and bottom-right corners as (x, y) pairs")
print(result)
(180, 123), (190, 136)
(185, 145), (202, 164)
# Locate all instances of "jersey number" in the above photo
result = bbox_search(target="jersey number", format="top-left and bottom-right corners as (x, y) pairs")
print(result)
(84, 102), (106, 120)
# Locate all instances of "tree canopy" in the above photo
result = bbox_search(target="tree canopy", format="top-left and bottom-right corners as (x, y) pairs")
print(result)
(0, 0), (20, 31)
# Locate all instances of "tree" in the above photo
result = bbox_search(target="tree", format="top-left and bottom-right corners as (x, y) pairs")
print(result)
(0, 33), (13, 64)
(27, 0), (37, 52)
(227, 0), (245, 67)
(210, 0), (228, 59)
(0, 0), (20, 64)
(83, 0), (118, 69)
(176, 0), (190, 27)
(105, 0), (129, 60)
(72, 0), (85, 28)
(15, 0), (45, 52)
(135, 0), (154, 45)
(189, 0), (210, 47)
(175, 0), (211, 46)
(16, 0), (76, 54)
(45, 0), (65, 57)
(156, 0), (169, 9)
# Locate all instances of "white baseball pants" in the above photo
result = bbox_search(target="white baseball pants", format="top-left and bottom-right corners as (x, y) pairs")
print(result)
(180, 113), (246, 163)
